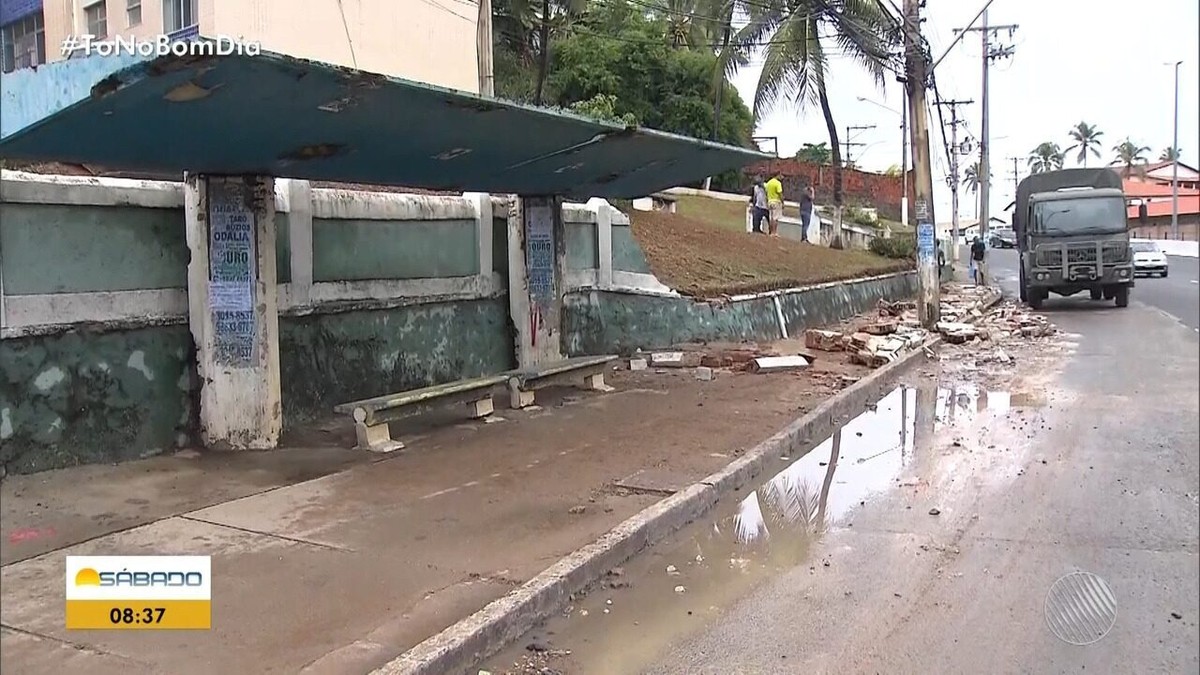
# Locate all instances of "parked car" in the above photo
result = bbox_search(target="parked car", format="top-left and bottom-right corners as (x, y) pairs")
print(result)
(1131, 240), (1169, 277)
(988, 228), (1016, 248)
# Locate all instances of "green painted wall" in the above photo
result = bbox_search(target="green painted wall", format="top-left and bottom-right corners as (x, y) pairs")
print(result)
(312, 218), (479, 282)
(275, 212), (292, 284)
(279, 298), (515, 424)
(562, 272), (918, 356)
(565, 222), (599, 270)
(0, 204), (188, 294)
(0, 326), (197, 475)
(612, 224), (652, 274)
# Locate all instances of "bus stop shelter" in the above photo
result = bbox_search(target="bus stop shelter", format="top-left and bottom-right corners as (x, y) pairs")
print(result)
(0, 48), (767, 450)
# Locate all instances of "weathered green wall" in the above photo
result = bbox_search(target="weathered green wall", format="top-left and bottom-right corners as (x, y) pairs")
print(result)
(312, 218), (479, 281)
(275, 212), (292, 284)
(0, 203), (188, 294)
(562, 272), (918, 356)
(565, 222), (599, 270)
(493, 216), (509, 277)
(279, 298), (514, 424)
(612, 224), (653, 274)
(0, 326), (197, 475)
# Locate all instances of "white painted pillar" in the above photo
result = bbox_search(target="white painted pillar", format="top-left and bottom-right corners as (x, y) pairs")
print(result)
(184, 174), (282, 449)
(588, 197), (613, 289)
(507, 195), (564, 369)
(285, 178), (314, 304)
(464, 192), (494, 283)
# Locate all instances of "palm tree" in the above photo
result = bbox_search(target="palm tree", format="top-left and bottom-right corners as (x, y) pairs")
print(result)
(1112, 138), (1151, 177)
(736, 0), (901, 218)
(962, 161), (980, 194)
(1066, 122), (1104, 167)
(1160, 146), (1182, 162)
(1027, 142), (1065, 173)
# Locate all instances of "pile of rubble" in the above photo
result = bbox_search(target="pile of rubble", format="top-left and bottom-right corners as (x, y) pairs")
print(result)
(803, 299), (929, 369)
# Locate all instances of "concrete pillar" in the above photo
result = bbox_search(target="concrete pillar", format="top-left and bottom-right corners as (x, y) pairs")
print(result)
(464, 192), (494, 282)
(507, 195), (565, 369)
(588, 198), (613, 289)
(184, 174), (282, 449)
(285, 178), (314, 304)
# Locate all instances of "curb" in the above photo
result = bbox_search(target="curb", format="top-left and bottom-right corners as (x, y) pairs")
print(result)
(376, 288), (1003, 675)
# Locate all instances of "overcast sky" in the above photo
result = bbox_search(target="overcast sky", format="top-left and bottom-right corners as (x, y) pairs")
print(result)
(731, 0), (1200, 223)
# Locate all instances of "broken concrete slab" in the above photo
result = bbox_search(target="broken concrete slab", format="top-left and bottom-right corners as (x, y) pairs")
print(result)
(650, 352), (702, 368)
(629, 358), (648, 371)
(749, 355), (810, 373)
(804, 329), (844, 351)
(694, 367), (715, 381)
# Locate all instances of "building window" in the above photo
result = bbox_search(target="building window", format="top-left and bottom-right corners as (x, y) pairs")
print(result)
(85, 2), (108, 39)
(0, 13), (47, 74)
(128, 0), (142, 26)
(163, 0), (197, 33)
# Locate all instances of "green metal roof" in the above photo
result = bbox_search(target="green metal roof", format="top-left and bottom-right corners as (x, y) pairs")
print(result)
(0, 49), (768, 199)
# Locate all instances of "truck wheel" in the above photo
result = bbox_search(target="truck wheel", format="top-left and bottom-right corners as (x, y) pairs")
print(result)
(1114, 286), (1130, 308)
(1029, 289), (1044, 310)
(1019, 268), (1028, 302)
(1090, 288), (1103, 301)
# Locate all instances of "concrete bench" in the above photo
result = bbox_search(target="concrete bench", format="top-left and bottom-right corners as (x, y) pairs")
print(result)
(333, 374), (509, 453)
(507, 355), (618, 409)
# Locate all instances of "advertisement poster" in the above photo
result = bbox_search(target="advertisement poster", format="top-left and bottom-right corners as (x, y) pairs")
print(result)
(917, 221), (936, 263)
(207, 181), (257, 367)
(525, 200), (556, 309)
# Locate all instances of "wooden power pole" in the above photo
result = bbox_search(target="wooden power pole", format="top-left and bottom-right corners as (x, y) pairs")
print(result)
(477, 0), (494, 96)
(903, 0), (939, 327)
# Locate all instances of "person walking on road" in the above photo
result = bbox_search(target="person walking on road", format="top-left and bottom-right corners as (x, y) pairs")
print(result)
(799, 185), (815, 243)
(749, 176), (769, 234)
(970, 235), (988, 286)
(764, 171), (784, 237)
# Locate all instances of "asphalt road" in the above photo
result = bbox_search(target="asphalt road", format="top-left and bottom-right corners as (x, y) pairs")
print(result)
(496, 265), (1200, 674)
(982, 249), (1200, 332)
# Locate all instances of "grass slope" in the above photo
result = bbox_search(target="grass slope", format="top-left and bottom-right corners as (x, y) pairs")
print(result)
(627, 208), (913, 297)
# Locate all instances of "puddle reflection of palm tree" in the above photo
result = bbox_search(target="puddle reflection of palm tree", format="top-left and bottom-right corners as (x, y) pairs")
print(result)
(816, 429), (841, 527)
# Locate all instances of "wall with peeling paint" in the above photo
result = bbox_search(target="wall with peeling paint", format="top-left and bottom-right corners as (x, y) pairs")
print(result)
(561, 272), (919, 356)
(278, 299), (514, 424)
(0, 326), (197, 475)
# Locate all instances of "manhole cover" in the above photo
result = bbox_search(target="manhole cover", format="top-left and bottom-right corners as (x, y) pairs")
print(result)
(1044, 571), (1117, 645)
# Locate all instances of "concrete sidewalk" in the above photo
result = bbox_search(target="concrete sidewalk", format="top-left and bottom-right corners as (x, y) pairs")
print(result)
(1, 356), (872, 675)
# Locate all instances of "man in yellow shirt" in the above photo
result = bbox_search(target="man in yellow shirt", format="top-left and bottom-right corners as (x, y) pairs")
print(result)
(764, 172), (784, 236)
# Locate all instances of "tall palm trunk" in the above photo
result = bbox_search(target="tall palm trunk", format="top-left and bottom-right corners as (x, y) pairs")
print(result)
(711, 21), (732, 141)
(817, 84), (844, 242)
(534, 0), (550, 105)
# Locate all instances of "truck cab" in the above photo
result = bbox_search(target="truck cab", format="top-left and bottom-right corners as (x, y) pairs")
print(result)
(1013, 169), (1134, 309)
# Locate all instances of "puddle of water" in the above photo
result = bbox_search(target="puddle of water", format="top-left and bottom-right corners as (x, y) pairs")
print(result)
(486, 383), (1024, 675)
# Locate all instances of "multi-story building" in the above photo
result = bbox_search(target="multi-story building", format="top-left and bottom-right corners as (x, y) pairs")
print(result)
(1, 0), (478, 93)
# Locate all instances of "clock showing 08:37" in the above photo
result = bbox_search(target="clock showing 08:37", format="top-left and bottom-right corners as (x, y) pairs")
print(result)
(65, 556), (211, 630)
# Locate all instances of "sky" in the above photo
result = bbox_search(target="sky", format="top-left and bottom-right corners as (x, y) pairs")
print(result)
(730, 0), (1200, 225)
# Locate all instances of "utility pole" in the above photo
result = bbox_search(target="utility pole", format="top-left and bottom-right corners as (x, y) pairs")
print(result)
(1008, 156), (1020, 197)
(956, 13), (1017, 239)
(844, 124), (875, 167)
(903, 0), (938, 327)
(1171, 60), (1182, 239)
(476, 0), (494, 96)
(901, 87), (909, 228)
(935, 99), (973, 264)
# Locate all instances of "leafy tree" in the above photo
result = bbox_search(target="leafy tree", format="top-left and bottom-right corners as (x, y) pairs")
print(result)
(1066, 122), (1104, 167)
(569, 93), (639, 126)
(796, 142), (833, 164)
(736, 0), (901, 210)
(1027, 142), (1065, 173)
(883, 164), (901, 177)
(1112, 138), (1151, 177)
(545, 4), (755, 147)
(1160, 146), (1182, 161)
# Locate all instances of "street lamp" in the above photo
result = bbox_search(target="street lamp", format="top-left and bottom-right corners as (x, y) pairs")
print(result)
(856, 95), (909, 227)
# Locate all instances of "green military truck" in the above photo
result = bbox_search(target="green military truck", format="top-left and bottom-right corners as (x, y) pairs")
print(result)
(1013, 168), (1136, 309)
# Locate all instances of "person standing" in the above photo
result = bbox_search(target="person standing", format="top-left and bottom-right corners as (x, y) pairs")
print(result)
(764, 171), (784, 237)
(970, 235), (988, 286)
(799, 185), (815, 243)
(749, 176), (769, 234)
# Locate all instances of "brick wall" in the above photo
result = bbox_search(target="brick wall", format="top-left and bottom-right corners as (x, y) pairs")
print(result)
(746, 159), (915, 221)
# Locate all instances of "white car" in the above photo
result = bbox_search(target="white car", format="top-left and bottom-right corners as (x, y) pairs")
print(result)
(1131, 240), (1169, 278)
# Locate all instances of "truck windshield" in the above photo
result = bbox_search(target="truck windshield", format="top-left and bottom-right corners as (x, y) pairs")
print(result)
(1032, 196), (1127, 236)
